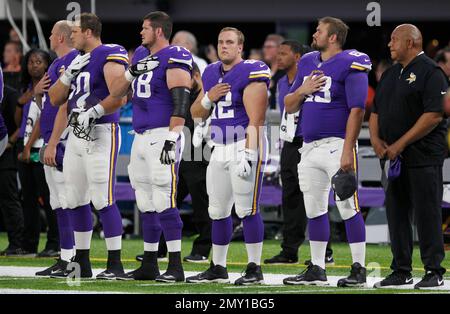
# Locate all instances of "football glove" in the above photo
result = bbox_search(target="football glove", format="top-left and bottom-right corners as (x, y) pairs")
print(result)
(159, 131), (179, 165)
(125, 55), (159, 82)
(235, 148), (258, 178)
(77, 104), (105, 129)
(60, 53), (91, 86)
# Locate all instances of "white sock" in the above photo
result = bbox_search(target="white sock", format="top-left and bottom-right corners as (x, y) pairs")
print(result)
(310, 240), (328, 269)
(105, 235), (122, 251)
(166, 240), (181, 252)
(349, 242), (366, 266)
(74, 231), (93, 250)
(245, 242), (263, 265)
(212, 244), (229, 267)
(60, 248), (74, 262)
(144, 242), (159, 252)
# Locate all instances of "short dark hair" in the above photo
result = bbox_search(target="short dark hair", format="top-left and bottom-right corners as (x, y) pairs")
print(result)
(78, 13), (102, 38)
(318, 16), (349, 48)
(219, 27), (245, 45)
(435, 47), (450, 63)
(281, 40), (313, 56)
(143, 11), (173, 40)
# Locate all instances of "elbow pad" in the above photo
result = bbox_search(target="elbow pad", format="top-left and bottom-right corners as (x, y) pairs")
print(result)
(170, 86), (191, 118)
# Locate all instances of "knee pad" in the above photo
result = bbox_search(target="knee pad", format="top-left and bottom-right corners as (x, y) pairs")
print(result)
(235, 206), (252, 219)
(65, 186), (86, 210)
(337, 201), (358, 221)
(135, 189), (155, 213)
(152, 165), (173, 212)
(208, 205), (232, 220)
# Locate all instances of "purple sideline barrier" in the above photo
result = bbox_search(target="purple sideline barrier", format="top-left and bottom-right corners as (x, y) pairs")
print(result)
(115, 182), (450, 208)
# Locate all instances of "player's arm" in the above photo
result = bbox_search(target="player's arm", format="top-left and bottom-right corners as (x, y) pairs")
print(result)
(159, 68), (191, 165)
(49, 54), (90, 107)
(110, 55), (159, 97)
(341, 72), (367, 172)
(284, 74), (326, 113)
(44, 103), (68, 167)
(243, 82), (268, 151)
(191, 83), (231, 121)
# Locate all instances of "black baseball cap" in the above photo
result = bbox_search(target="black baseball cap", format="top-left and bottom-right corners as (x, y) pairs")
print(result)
(331, 169), (357, 201)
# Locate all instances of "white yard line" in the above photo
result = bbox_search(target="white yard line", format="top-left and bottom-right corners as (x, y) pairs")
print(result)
(0, 266), (449, 292)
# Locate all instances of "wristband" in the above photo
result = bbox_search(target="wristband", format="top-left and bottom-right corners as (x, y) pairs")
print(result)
(200, 92), (213, 110)
(60, 71), (73, 87)
(124, 70), (135, 82)
(93, 104), (105, 119)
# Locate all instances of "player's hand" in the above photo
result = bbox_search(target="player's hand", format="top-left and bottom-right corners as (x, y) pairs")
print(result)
(236, 148), (258, 178)
(44, 143), (57, 167)
(371, 138), (388, 159)
(77, 104), (104, 129)
(60, 53), (91, 86)
(19, 147), (31, 163)
(160, 140), (177, 165)
(125, 55), (159, 81)
(298, 74), (327, 96)
(192, 122), (207, 148)
(34, 73), (51, 95)
(385, 141), (405, 161)
(340, 148), (354, 172)
(207, 83), (231, 102)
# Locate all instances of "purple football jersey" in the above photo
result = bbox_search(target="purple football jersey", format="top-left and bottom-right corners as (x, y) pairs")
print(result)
(131, 45), (193, 133)
(0, 68), (6, 140)
(40, 49), (78, 143)
(67, 44), (128, 124)
(202, 60), (270, 144)
(289, 49), (371, 142)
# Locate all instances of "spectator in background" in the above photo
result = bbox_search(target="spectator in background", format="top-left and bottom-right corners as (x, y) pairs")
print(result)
(364, 59), (392, 121)
(248, 48), (263, 61)
(172, 30), (208, 74)
(0, 67), (24, 256)
(9, 28), (21, 43)
(435, 47), (450, 81)
(375, 59), (392, 83)
(263, 34), (285, 109)
(205, 44), (219, 63)
(16, 48), (58, 257)
(2, 41), (23, 91)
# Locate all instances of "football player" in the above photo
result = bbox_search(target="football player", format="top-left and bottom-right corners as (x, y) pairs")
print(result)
(101, 11), (192, 282)
(48, 13), (129, 279)
(282, 17), (371, 287)
(34, 21), (80, 277)
(186, 27), (270, 285)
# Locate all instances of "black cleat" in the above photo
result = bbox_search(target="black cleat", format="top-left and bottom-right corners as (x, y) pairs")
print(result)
(234, 262), (264, 285)
(155, 252), (184, 283)
(118, 252), (160, 281)
(337, 262), (367, 288)
(96, 265), (124, 280)
(373, 271), (413, 288)
(183, 254), (208, 263)
(283, 264), (329, 286)
(35, 259), (68, 277)
(186, 262), (229, 283)
(264, 253), (298, 264)
(414, 271), (444, 289)
(51, 250), (92, 278)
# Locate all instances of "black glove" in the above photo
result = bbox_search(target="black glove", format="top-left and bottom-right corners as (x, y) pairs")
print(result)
(159, 140), (176, 165)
